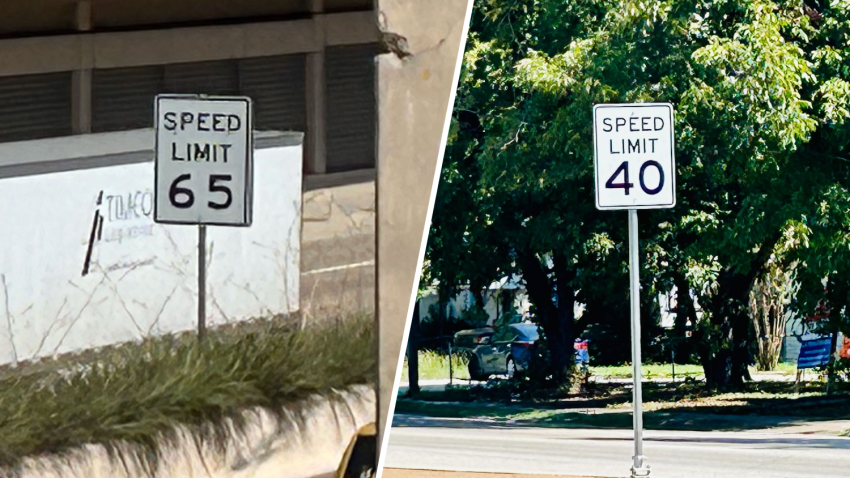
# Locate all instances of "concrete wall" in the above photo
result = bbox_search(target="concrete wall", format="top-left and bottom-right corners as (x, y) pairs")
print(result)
(0, 0), (383, 328)
(0, 131), (302, 366)
(301, 175), (375, 319)
(6, 387), (375, 478)
(375, 0), (472, 451)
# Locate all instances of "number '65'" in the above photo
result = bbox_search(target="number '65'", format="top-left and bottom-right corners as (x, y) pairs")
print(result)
(169, 174), (233, 209)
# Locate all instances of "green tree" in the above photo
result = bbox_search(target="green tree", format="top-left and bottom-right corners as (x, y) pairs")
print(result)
(429, 0), (850, 388)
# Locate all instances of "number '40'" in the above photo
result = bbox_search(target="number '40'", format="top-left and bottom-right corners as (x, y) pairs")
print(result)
(605, 160), (664, 195)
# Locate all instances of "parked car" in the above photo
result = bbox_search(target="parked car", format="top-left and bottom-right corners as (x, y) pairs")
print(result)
(452, 313), (525, 351)
(465, 322), (539, 381)
(453, 327), (494, 351)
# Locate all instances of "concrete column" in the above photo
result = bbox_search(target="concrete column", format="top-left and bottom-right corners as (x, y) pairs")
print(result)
(72, 0), (92, 134)
(71, 69), (92, 134)
(375, 0), (471, 456)
(305, 0), (326, 174)
(305, 52), (326, 174)
(75, 1), (92, 31)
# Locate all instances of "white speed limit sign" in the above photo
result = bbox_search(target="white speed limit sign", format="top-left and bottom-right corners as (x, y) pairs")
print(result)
(154, 94), (253, 226)
(592, 102), (677, 477)
(593, 103), (675, 210)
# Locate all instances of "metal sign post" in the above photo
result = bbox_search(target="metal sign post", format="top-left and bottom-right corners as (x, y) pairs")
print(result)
(197, 224), (207, 341)
(154, 94), (254, 341)
(593, 102), (676, 478)
(628, 209), (648, 477)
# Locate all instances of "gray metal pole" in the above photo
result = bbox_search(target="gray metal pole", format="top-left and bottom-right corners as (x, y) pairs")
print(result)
(672, 348), (676, 383)
(449, 341), (453, 386)
(628, 209), (650, 477)
(198, 224), (207, 341)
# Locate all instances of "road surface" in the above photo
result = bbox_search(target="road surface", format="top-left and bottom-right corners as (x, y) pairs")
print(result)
(384, 416), (850, 478)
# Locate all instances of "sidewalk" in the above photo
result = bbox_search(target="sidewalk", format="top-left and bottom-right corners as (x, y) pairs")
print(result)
(383, 470), (609, 478)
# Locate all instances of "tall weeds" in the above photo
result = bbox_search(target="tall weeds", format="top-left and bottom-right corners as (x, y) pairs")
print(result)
(0, 314), (375, 475)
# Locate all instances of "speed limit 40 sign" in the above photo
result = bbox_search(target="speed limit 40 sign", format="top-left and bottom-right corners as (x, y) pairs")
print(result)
(593, 103), (675, 210)
(154, 94), (253, 226)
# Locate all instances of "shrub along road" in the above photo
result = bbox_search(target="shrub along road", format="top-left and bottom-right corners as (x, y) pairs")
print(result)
(0, 314), (375, 475)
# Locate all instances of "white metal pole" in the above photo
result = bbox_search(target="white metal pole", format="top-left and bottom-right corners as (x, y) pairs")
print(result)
(629, 209), (650, 477)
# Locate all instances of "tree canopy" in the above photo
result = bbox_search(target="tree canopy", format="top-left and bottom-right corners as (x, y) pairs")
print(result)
(426, 0), (850, 387)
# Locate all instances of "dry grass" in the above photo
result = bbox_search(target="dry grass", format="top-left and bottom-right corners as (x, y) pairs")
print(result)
(0, 313), (375, 476)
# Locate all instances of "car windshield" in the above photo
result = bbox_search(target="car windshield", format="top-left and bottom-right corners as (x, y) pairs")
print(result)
(512, 323), (539, 341)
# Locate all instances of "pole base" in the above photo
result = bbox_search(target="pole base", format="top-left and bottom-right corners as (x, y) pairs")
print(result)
(631, 456), (651, 478)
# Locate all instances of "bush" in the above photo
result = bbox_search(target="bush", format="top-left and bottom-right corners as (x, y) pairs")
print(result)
(0, 314), (375, 474)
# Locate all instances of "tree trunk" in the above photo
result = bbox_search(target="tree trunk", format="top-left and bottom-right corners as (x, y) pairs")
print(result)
(827, 331), (839, 396)
(472, 283), (488, 314)
(751, 280), (784, 371)
(438, 289), (447, 338)
(673, 273), (698, 362)
(553, 253), (577, 373)
(407, 300), (421, 397)
(702, 232), (782, 389)
(519, 250), (575, 384)
(501, 290), (513, 316)
(701, 271), (752, 389)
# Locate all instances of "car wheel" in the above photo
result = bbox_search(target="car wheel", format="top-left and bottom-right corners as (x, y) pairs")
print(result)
(469, 356), (486, 381)
(506, 357), (516, 379)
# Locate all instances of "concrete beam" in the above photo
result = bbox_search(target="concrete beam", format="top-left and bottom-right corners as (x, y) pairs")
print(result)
(0, 11), (378, 77)
(71, 1), (93, 134)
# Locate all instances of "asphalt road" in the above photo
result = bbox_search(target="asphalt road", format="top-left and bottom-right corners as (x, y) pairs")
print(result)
(384, 417), (850, 478)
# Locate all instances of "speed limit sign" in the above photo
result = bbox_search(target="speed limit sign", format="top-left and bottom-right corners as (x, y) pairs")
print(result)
(593, 103), (675, 210)
(592, 102), (676, 478)
(154, 94), (253, 226)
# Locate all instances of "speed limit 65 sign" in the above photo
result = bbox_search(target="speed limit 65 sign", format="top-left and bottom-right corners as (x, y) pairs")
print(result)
(593, 103), (675, 210)
(154, 94), (253, 226)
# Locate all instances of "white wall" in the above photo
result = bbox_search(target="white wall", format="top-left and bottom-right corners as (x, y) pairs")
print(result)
(418, 288), (532, 327)
(659, 286), (704, 329)
(0, 131), (301, 366)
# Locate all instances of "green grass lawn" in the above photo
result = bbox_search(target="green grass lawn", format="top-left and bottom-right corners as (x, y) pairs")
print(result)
(394, 379), (850, 432)
(591, 361), (796, 379)
(393, 399), (849, 432)
(400, 350), (797, 382)
(400, 350), (469, 381)
(0, 314), (375, 474)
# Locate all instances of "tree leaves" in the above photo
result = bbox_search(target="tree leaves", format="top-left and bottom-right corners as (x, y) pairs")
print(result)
(427, 0), (850, 377)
